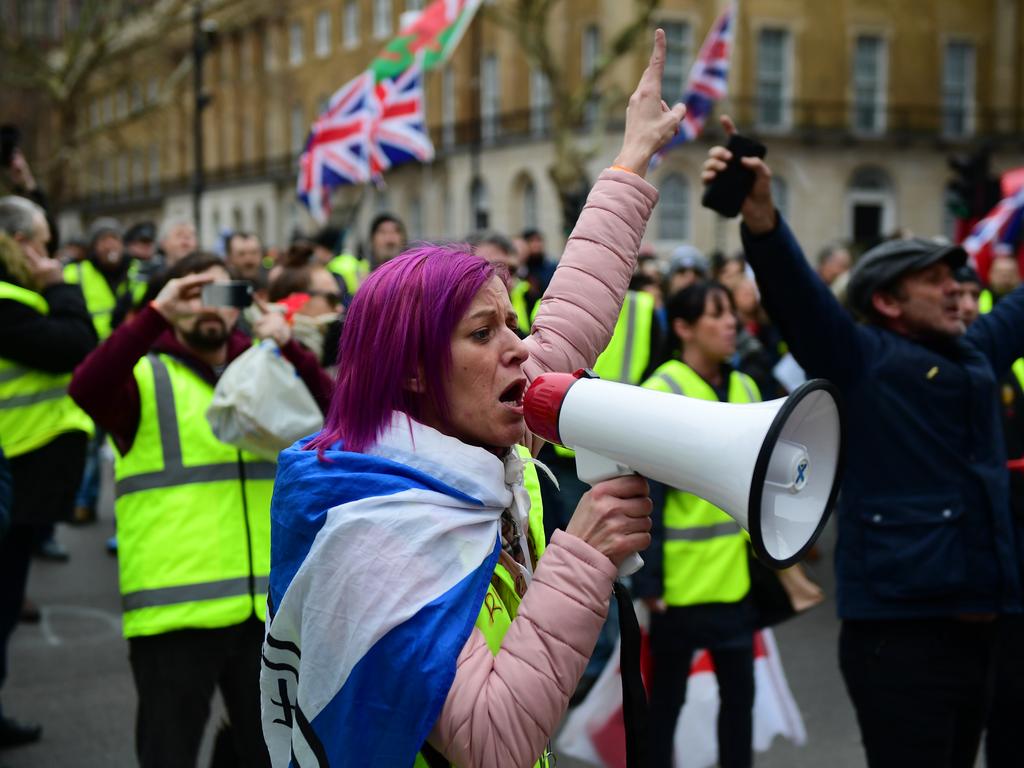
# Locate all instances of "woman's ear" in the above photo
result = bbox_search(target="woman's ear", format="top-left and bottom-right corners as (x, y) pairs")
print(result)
(404, 365), (427, 393)
(671, 317), (692, 346)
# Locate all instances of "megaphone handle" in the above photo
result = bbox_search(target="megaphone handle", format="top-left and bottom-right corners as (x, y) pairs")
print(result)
(573, 448), (645, 578)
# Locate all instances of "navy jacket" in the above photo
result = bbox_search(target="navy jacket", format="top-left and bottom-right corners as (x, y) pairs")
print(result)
(742, 217), (1023, 620)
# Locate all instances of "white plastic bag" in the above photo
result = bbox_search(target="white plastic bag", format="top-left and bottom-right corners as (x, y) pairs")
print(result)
(207, 340), (324, 460)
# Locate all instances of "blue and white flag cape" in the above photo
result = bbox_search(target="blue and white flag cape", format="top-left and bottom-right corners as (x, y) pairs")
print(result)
(261, 413), (516, 767)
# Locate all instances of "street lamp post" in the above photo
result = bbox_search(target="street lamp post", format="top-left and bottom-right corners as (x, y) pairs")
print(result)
(192, 1), (212, 236)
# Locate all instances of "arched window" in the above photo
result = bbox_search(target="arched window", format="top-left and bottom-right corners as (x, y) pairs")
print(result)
(470, 177), (489, 230)
(254, 204), (267, 244)
(658, 173), (689, 241)
(522, 177), (538, 230)
(770, 174), (789, 222)
(846, 165), (895, 249)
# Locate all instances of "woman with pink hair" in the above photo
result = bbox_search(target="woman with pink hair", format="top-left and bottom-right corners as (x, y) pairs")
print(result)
(261, 31), (685, 768)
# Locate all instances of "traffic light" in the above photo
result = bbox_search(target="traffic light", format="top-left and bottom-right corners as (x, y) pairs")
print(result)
(947, 147), (1002, 221)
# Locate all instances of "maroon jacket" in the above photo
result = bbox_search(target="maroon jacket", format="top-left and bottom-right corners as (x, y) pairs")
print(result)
(69, 303), (333, 455)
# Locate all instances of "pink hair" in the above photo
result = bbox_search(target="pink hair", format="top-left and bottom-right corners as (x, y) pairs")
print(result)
(309, 243), (497, 454)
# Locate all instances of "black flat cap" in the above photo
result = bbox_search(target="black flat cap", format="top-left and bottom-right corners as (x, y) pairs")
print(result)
(124, 221), (156, 244)
(847, 238), (967, 316)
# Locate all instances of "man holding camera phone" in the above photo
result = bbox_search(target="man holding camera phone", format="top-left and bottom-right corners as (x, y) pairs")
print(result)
(702, 116), (1024, 768)
(68, 253), (332, 767)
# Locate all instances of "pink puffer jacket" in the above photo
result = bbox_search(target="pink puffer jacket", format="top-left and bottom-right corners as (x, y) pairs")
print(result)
(428, 167), (658, 766)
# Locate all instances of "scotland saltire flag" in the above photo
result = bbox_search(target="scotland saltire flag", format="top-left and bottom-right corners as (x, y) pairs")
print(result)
(651, 3), (736, 169)
(260, 415), (511, 767)
(963, 184), (1024, 282)
(297, 72), (376, 223)
(369, 61), (436, 180)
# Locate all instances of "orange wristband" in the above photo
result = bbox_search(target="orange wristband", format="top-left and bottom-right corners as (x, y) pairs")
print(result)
(609, 164), (639, 176)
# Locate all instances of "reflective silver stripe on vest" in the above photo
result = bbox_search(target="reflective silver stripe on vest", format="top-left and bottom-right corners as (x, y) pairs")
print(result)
(737, 374), (756, 402)
(0, 365), (28, 384)
(116, 460), (278, 495)
(123, 576), (254, 611)
(665, 521), (742, 542)
(114, 354), (276, 496)
(619, 294), (638, 383)
(0, 387), (68, 409)
(656, 372), (685, 395)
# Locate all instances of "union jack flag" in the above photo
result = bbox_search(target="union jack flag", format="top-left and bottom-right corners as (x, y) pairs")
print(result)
(650, 3), (736, 169)
(297, 71), (377, 223)
(369, 61), (435, 180)
(963, 184), (1024, 282)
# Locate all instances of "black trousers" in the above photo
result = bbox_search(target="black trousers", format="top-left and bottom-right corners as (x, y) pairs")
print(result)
(839, 618), (996, 768)
(648, 607), (755, 768)
(985, 614), (1024, 767)
(128, 617), (270, 768)
(0, 432), (86, 708)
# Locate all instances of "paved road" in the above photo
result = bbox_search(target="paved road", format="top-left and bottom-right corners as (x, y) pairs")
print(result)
(4, 470), (868, 767)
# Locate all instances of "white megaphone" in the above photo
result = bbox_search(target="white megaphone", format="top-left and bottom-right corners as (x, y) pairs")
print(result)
(524, 370), (843, 576)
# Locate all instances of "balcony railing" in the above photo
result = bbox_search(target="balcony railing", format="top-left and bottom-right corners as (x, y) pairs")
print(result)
(64, 98), (1024, 211)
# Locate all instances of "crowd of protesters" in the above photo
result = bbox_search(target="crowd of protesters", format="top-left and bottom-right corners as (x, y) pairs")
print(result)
(2, 61), (1024, 768)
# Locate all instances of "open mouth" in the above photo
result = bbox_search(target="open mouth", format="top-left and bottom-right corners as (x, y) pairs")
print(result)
(499, 379), (526, 408)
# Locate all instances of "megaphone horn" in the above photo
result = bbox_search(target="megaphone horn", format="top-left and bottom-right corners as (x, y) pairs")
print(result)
(524, 370), (844, 571)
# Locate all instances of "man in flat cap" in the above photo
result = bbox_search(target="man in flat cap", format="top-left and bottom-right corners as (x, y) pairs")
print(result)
(704, 116), (1023, 768)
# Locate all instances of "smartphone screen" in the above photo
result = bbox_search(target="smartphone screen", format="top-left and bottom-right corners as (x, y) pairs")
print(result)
(201, 281), (253, 308)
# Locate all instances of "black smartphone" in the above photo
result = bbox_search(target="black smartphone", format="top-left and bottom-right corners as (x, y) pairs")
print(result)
(0, 125), (20, 167)
(201, 281), (253, 308)
(701, 133), (767, 218)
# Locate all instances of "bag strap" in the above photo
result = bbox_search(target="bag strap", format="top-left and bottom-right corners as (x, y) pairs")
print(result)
(614, 581), (649, 768)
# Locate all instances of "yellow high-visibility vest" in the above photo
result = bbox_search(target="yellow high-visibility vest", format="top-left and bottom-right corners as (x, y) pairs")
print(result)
(642, 360), (759, 606)
(113, 352), (276, 638)
(0, 281), (94, 458)
(63, 259), (146, 340)
(326, 252), (370, 296)
(553, 290), (655, 458)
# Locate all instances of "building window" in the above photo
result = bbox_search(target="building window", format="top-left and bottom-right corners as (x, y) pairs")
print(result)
(240, 32), (254, 80)
(852, 34), (886, 135)
(291, 104), (307, 155)
(132, 150), (144, 193)
(942, 41), (975, 138)
(315, 11), (331, 57)
(373, 0), (392, 39)
(530, 67), (551, 137)
(657, 173), (689, 241)
(90, 100), (99, 128)
(289, 21), (304, 67)
(442, 66), (456, 149)
(661, 21), (692, 102)
(131, 83), (143, 113)
(147, 77), (159, 105)
(470, 177), (489, 230)
(406, 0), (424, 11)
(255, 204), (267, 243)
(846, 166), (894, 251)
(770, 174), (789, 222)
(263, 24), (276, 70)
(117, 155), (128, 196)
(409, 196), (423, 239)
(242, 121), (255, 162)
(756, 27), (791, 130)
(481, 54), (499, 145)
(343, 1), (360, 48)
(149, 145), (160, 194)
(522, 177), (538, 230)
(582, 24), (601, 128)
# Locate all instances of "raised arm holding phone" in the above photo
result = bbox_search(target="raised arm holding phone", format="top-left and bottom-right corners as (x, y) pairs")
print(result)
(703, 115), (1024, 768)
